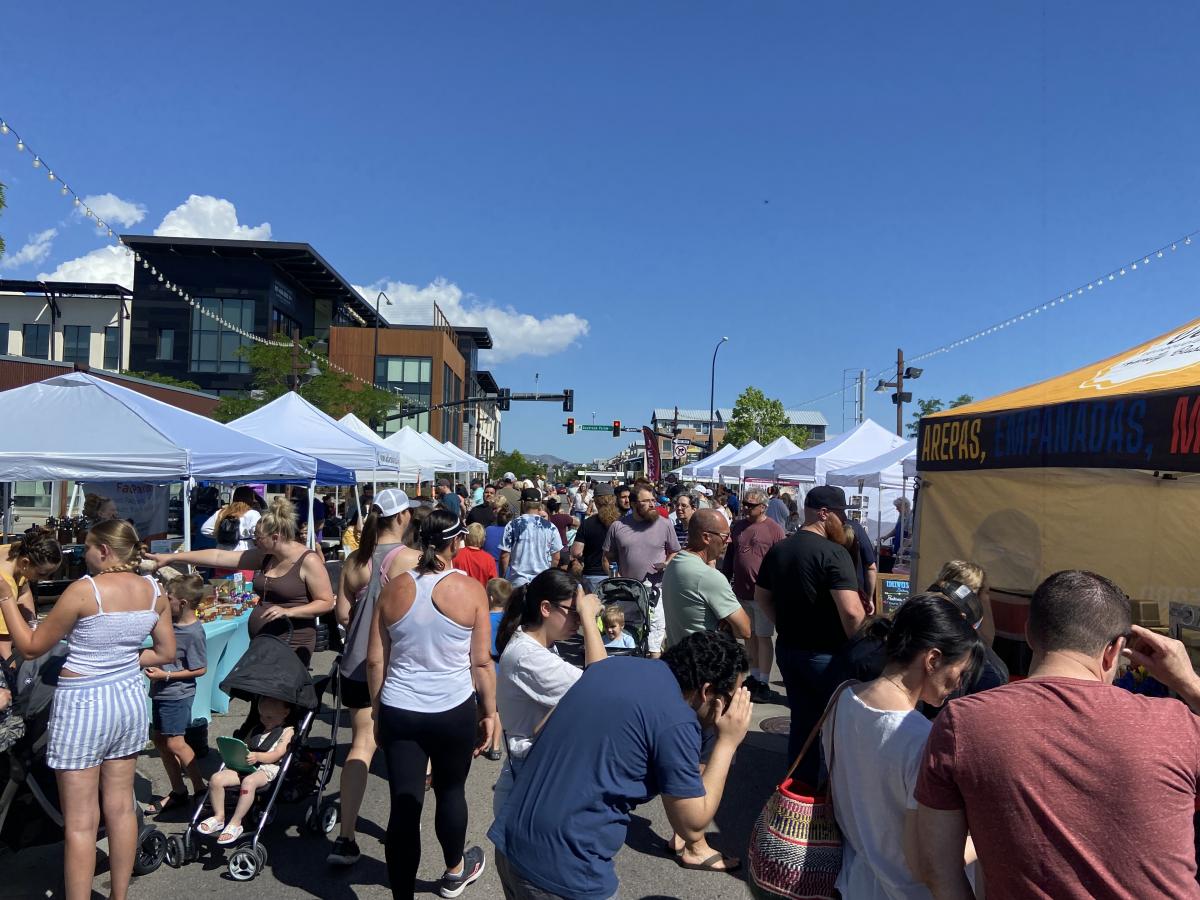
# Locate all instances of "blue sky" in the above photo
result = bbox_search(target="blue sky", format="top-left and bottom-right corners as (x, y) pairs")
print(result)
(3, 2), (1200, 461)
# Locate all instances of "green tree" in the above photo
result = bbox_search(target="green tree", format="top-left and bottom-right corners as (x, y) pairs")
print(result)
(125, 370), (203, 391)
(721, 386), (807, 447)
(907, 394), (974, 438)
(211, 335), (398, 425)
(489, 449), (538, 480)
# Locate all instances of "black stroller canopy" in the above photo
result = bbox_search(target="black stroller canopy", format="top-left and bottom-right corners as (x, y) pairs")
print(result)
(220, 633), (317, 710)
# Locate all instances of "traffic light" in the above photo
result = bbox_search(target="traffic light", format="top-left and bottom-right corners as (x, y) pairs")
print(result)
(562, 389), (574, 413)
(566, 417), (575, 435)
(497, 388), (511, 411)
(612, 419), (621, 437)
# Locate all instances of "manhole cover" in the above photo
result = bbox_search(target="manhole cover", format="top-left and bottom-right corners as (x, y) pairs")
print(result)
(759, 716), (791, 735)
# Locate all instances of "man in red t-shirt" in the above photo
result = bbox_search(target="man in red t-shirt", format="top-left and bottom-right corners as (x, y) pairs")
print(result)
(722, 488), (785, 703)
(916, 569), (1200, 899)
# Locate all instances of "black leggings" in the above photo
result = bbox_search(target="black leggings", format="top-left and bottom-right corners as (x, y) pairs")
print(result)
(378, 696), (477, 899)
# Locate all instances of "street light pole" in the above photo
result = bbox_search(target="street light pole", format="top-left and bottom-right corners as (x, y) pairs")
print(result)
(708, 336), (729, 453)
(373, 291), (391, 383)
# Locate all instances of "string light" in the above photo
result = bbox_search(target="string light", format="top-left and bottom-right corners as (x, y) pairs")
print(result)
(0, 116), (440, 394)
(790, 226), (1200, 409)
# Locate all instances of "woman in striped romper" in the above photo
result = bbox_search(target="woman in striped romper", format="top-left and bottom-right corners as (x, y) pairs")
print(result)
(0, 519), (175, 900)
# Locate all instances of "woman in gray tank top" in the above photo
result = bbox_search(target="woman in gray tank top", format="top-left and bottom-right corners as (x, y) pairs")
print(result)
(327, 489), (418, 867)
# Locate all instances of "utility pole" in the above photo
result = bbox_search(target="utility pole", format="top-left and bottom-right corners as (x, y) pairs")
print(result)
(291, 327), (301, 391)
(874, 348), (920, 436)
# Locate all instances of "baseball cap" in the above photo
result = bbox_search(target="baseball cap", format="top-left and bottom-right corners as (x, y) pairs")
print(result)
(520, 487), (541, 502)
(374, 488), (411, 517)
(695, 485), (713, 496)
(503, 471), (516, 482)
(804, 485), (848, 511)
(593, 483), (615, 497)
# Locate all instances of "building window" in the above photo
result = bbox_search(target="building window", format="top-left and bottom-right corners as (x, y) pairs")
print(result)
(0, 323), (9, 355)
(63, 325), (91, 365)
(12, 480), (53, 515)
(442, 365), (462, 446)
(190, 298), (254, 373)
(104, 326), (120, 370)
(22, 324), (49, 360)
(270, 308), (300, 340)
(375, 356), (432, 434)
(156, 328), (175, 360)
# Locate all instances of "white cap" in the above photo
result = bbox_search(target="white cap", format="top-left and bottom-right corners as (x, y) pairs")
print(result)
(374, 488), (411, 517)
(503, 471), (516, 481)
(695, 485), (713, 496)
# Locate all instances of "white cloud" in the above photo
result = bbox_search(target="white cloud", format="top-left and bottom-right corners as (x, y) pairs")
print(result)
(80, 193), (146, 228)
(37, 244), (132, 286)
(154, 195), (271, 240)
(357, 277), (589, 363)
(0, 228), (58, 271)
(37, 194), (271, 286)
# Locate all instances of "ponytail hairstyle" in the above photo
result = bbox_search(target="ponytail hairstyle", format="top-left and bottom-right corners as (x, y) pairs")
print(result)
(87, 518), (145, 574)
(495, 568), (580, 655)
(215, 501), (252, 533)
(405, 504), (431, 547)
(258, 495), (299, 544)
(877, 593), (985, 686)
(9, 527), (63, 574)
(357, 503), (408, 563)
(231, 485), (264, 510)
(83, 492), (113, 520)
(595, 494), (620, 528)
(416, 507), (464, 574)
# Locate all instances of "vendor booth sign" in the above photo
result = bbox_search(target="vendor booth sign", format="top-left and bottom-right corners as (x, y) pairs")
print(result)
(83, 482), (170, 536)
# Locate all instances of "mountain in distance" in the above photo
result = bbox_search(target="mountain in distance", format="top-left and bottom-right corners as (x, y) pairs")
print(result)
(526, 453), (573, 467)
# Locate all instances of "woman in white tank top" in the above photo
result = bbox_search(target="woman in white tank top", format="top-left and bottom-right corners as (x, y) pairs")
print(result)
(367, 508), (496, 899)
(0, 519), (175, 900)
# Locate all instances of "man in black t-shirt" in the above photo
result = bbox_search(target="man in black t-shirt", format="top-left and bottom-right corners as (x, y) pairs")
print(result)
(756, 484), (864, 785)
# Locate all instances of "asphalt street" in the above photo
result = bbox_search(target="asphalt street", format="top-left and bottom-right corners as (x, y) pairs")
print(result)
(10, 649), (791, 899)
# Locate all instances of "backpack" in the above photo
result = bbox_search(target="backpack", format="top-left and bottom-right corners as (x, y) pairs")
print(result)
(216, 513), (241, 545)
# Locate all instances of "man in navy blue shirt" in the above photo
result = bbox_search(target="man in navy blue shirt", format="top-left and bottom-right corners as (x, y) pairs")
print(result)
(488, 631), (751, 899)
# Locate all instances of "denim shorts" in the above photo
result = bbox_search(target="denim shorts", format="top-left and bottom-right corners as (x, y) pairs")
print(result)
(152, 694), (194, 737)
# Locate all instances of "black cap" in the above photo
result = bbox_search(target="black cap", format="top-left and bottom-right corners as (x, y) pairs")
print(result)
(520, 487), (541, 502)
(804, 485), (848, 511)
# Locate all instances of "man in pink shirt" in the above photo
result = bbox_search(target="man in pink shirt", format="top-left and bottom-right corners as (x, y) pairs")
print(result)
(722, 488), (785, 703)
(916, 569), (1200, 899)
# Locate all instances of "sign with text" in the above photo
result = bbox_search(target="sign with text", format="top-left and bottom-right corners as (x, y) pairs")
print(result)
(643, 426), (661, 481)
(876, 574), (910, 617)
(917, 389), (1200, 473)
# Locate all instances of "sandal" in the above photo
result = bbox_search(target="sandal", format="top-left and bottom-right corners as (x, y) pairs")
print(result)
(198, 816), (225, 836)
(217, 824), (245, 845)
(676, 851), (741, 873)
(483, 749), (503, 761)
(146, 790), (189, 816)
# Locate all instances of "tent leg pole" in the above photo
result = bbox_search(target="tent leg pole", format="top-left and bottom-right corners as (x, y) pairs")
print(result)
(68, 482), (81, 517)
(308, 478), (317, 550)
(182, 480), (192, 552)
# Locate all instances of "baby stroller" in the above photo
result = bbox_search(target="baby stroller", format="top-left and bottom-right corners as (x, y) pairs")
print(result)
(0, 644), (167, 876)
(165, 628), (340, 882)
(595, 577), (653, 657)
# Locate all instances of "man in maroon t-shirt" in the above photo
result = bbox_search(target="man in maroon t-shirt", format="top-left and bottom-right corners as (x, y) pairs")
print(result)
(916, 569), (1200, 899)
(722, 488), (785, 703)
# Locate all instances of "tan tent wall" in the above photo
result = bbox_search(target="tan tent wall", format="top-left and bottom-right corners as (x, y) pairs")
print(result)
(913, 467), (1200, 639)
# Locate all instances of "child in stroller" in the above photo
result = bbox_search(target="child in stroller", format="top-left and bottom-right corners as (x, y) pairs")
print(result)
(199, 695), (294, 845)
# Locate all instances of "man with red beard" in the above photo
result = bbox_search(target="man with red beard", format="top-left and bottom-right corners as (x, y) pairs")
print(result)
(755, 485), (865, 786)
(603, 485), (681, 657)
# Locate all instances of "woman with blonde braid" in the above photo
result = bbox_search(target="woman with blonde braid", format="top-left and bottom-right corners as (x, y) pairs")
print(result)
(0, 519), (175, 900)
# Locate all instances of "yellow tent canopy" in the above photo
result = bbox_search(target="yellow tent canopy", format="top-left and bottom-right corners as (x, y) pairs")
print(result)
(913, 315), (1200, 641)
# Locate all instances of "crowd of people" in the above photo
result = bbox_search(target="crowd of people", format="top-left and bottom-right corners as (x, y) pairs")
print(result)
(5, 470), (1200, 900)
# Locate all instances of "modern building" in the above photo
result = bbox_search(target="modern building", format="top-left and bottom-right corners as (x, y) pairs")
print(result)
(121, 236), (502, 454)
(0, 280), (133, 371)
(649, 407), (828, 466)
(123, 235), (386, 396)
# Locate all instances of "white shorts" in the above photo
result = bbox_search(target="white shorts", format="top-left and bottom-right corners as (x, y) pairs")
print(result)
(741, 600), (775, 638)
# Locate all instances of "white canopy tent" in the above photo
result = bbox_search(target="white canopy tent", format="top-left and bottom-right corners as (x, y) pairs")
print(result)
(677, 443), (741, 479)
(441, 441), (488, 474)
(767, 419), (909, 484)
(337, 413), (423, 484)
(415, 430), (475, 474)
(0, 373), (335, 548)
(718, 435), (803, 483)
(692, 441), (761, 480)
(381, 427), (461, 482)
(826, 440), (917, 541)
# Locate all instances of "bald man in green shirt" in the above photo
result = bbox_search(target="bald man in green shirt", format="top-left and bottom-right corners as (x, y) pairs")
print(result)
(661, 509), (751, 649)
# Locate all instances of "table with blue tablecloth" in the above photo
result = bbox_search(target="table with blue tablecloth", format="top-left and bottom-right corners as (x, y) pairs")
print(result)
(144, 610), (252, 722)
